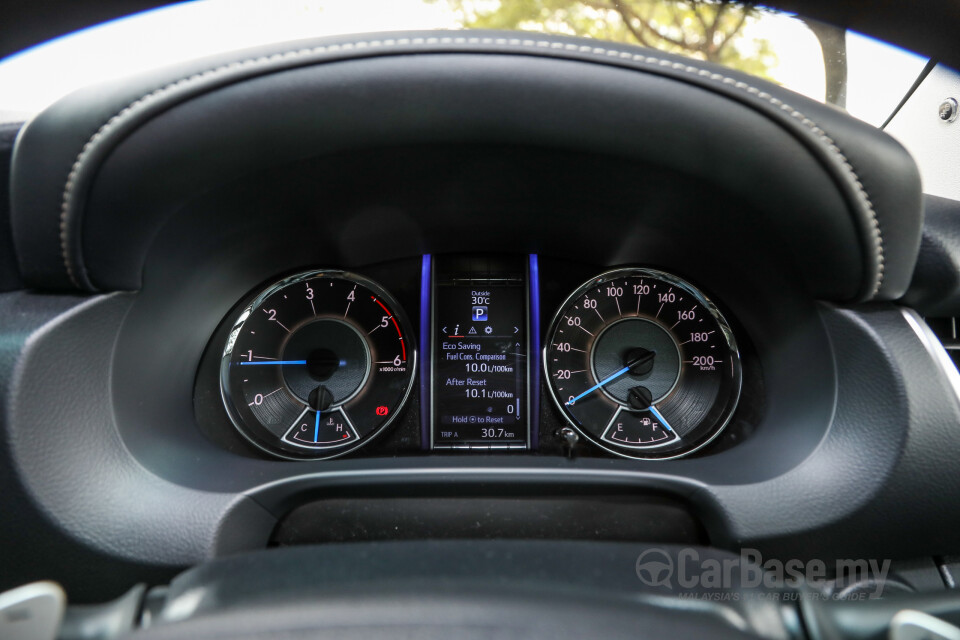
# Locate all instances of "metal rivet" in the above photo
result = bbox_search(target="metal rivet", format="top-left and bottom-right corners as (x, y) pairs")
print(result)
(939, 97), (958, 123)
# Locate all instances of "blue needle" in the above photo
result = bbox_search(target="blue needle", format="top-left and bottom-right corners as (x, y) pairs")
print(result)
(239, 360), (307, 366)
(314, 410), (320, 442)
(565, 365), (631, 406)
(648, 405), (674, 433)
(564, 361), (676, 434)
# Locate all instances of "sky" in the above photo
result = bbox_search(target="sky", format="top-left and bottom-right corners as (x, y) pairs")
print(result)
(0, 0), (930, 126)
(743, 11), (927, 125)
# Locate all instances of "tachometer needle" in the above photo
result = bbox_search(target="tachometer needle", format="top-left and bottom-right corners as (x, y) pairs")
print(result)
(565, 365), (631, 406)
(239, 360), (308, 366)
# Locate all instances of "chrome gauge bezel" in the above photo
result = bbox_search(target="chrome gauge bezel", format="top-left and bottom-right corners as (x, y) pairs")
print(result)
(220, 269), (417, 461)
(543, 267), (742, 461)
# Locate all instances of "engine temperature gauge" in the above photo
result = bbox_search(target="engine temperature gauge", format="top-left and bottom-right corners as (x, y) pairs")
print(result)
(544, 268), (741, 460)
(221, 270), (416, 460)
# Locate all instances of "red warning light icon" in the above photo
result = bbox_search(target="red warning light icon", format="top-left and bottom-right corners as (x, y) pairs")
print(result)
(376, 406), (389, 416)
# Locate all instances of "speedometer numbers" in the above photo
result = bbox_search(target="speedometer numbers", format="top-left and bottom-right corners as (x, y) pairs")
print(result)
(544, 269), (741, 460)
(221, 271), (415, 460)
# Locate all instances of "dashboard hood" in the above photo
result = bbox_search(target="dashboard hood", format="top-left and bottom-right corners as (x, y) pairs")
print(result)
(8, 30), (922, 302)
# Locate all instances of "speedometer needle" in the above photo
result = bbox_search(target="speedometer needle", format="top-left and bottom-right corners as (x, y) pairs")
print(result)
(566, 351), (654, 406)
(565, 365), (632, 406)
(565, 356), (674, 433)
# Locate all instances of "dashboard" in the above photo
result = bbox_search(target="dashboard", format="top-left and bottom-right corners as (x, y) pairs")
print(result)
(4, 24), (960, 639)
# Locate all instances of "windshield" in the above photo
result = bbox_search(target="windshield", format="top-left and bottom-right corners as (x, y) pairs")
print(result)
(0, 0), (929, 127)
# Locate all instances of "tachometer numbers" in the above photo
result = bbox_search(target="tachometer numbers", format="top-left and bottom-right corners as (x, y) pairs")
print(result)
(221, 270), (416, 460)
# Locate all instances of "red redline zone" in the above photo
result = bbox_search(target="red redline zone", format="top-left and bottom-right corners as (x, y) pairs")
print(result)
(371, 296), (406, 361)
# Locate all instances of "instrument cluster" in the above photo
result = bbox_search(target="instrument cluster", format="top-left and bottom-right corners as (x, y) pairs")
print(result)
(212, 255), (746, 460)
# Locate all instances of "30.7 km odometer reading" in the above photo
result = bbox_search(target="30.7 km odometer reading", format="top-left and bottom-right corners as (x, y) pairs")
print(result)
(544, 268), (741, 459)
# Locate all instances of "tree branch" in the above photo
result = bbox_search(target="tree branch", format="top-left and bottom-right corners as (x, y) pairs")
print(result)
(583, 0), (653, 47)
(670, 7), (692, 49)
(614, 0), (691, 49)
(703, 3), (726, 57)
(714, 8), (749, 58)
(693, 2), (710, 43)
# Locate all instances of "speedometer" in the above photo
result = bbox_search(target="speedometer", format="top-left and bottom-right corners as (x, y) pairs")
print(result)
(544, 268), (741, 460)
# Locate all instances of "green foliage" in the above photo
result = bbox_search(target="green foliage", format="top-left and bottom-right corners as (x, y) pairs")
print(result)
(440, 0), (778, 81)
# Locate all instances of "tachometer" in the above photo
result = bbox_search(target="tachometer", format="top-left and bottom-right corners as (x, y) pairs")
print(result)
(544, 268), (741, 459)
(221, 270), (416, 460)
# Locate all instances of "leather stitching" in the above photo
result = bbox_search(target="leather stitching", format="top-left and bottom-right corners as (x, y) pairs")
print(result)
(58, 35), (884, 296)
